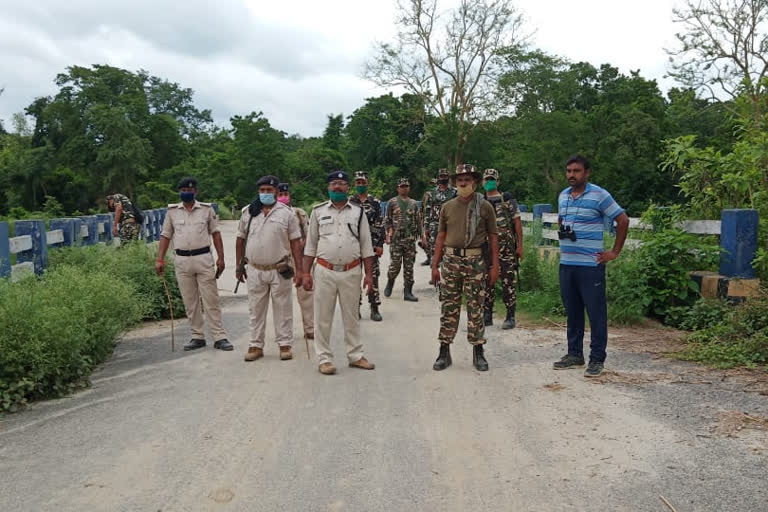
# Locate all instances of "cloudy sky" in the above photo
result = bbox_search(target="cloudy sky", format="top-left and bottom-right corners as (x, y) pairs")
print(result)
(0, 0), (680, 137)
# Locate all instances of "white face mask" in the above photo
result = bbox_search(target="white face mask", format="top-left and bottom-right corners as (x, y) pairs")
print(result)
(456, 183), (475, 198)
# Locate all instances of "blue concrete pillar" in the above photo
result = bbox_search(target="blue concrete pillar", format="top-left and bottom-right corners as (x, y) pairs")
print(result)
(49, 218), (76, 247)
(79, 216), (99, 246)
(71, 218), (84, 245)
(518, 204), (528, 213)
(0, 222), (10, 278)
(158, 209), (167, 233)
(381, 202), (387, 218)
(96, 214), (112, 242)
(720, 209), (758, 278)
(533, 203), (552, 220)
(15, 220), (48, 275)
(144, 211), (153, 243)
(211, 203), (219, 215)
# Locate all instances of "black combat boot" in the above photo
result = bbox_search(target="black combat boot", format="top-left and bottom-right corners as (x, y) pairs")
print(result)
(433, 343), (452, 371)
(483, 310), (493, 326)
(501, 309), (516, 329)
(370, 304), (383, 322)
(473, 344), (489, 371)
(384, 279), (395, 297)
(404, 284), (419, 302)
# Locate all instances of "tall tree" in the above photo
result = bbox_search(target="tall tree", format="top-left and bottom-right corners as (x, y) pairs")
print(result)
(364, 0), (525, 165)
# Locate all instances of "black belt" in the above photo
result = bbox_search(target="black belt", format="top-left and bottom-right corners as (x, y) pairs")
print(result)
(175, 247), (210, 257)
(448, 247), (484, 257)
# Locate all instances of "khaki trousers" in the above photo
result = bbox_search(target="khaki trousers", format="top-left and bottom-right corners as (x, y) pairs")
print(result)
(293, 255), (314, 336)
(174, 253), (227, 341)
(313, 264), (364, 365)
(247, 268), (294, 348)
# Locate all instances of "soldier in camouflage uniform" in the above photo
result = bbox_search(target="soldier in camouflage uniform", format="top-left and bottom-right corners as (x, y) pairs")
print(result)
(482, 169), (524, 329)
(421, 169), (457, 271)
(431, 164), (499, 372)
(106, 193), (140, 242)
(419, 178), (439, 265)
(384, 177), (422, 302)
(350, 171), (386, 321)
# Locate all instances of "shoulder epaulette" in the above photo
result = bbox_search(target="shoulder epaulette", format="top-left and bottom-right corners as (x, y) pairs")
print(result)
(240, 205), (250, 213)
(167, 203), (181, 209)
(312, 201), (330, 210)
(198, 201), (211, 207)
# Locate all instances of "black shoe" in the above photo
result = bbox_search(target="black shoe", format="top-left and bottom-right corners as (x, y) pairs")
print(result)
(421, 257), (431, 266)
(584, 362), (604, 378)
(370, 304), (382, 322)
(483, 310), (493, 326)
(433, 343), (452, 371)
(501, 310), (516, 330)
(404, 284), (419, 302)
(213, 339), (233, 351)
(183, 338), (206, 351)
(553, 354), (585, 370)
(384, 279), (394, 298)
(473, 344), (489, 371)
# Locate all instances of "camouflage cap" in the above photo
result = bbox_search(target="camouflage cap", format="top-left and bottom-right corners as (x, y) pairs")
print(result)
(453, 164), (482, 181)
(483, 168), (499, 180)
(436, 168), (449, 178)
(354, 171), (369, 181)
(397, 177), (410, 187)
(176, 176), (198, 189)
(430, 178), (437, 185)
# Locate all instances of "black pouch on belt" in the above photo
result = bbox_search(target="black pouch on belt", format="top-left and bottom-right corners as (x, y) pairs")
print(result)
(276, 258), (294, 280)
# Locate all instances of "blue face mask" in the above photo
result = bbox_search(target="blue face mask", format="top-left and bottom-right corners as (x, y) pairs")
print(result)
(180, 191), (195, 203)
(259, 193), (276, 205)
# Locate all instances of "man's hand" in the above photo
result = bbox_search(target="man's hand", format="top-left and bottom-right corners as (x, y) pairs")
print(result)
(489, 265), (500, 286)
(303, 273), (314, 291)
(596, 250), (619, 265)
(155, 260), (165, 276)
(385, 235), (391, 245)
(216, 258), (225, 276)
(294, 274), (303, 288)
(421, 234), (428, 249)
(236, 268), (247, 283)
(516, 246), (524, 261)
(363, 273), (374, 295)
(431, 266), (440, 287)
(374, 246), (383, 257)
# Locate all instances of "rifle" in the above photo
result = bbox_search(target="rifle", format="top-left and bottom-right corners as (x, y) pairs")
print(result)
(234, 198), (261, 294)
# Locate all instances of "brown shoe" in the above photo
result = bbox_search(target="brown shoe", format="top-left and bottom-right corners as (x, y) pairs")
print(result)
(318, 362), (336, 375)
(244, 347), (263, 362)
(305, 333), (314, 340)
(349, 357), (375, 370)
(279, 345), (293, 360)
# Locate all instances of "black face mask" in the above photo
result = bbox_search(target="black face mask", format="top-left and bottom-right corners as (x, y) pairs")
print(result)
(107, 203), (115, 212)
(437, 178), (449, 185)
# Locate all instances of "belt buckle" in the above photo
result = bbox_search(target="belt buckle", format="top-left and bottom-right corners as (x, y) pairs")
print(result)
(452, 248), (462, 257)
(333, 264), (344, 272)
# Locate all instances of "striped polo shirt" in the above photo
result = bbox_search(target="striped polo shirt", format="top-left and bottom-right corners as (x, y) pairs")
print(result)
(558, 183), (624, 267)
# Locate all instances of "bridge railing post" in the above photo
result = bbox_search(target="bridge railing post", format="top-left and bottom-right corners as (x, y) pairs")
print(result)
(50, 218), (76, 247)
(0, 221), (10, 278)
(719, 209), (759, 278)
(15, 220), (48, 275)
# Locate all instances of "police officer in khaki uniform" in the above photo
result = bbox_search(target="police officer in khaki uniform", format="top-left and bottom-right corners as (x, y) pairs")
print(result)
(156, 177), (233, 351)
(276, 183), (314, 340)
(236, 176), (305, 362)
(302, 170), (376, 375)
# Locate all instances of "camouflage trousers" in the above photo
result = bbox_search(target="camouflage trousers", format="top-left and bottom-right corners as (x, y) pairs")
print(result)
(388, 238), (416, 286)
(360, 256), (381, 306)
(438, 254), (486, 345)
(426, 223), (439, 259)
(484, 244), (517, 314)
(119, 222), (140, 242)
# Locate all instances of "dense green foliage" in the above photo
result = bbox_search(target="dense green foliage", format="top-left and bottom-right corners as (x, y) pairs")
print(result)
(0, 244), (183, 412)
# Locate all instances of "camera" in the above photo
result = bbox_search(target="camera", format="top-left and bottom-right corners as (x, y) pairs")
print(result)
(558, 225), (577, 241)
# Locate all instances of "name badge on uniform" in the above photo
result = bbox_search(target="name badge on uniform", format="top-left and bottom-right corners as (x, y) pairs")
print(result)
(319, 216), (333, 225)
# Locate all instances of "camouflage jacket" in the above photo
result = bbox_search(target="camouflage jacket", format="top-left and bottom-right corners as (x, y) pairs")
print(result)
(485, 192), (520, 248)
(385, 197), (422, 241)
(423, 186), (457, 227)
(109, 193), (136, 222)
(350, 194), (386, 248)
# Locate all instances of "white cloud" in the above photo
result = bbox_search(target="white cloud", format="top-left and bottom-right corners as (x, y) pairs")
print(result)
(0, 0), (684, 137)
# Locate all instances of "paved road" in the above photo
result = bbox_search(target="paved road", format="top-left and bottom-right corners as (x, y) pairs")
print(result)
(1, 221), (767, 511)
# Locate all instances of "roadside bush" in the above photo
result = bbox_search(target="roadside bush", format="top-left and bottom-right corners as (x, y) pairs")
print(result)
(49, 243), (185, 320)
(516, 246), (565, 319)
(680, 290), (768, 368)
(0, 266), (143, 412)
(606, 251), (650, 325)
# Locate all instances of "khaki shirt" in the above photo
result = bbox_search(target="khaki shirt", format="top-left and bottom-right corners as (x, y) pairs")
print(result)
(161, 201), (219, 251)
(438, 195), (498, 248)
(292, 207), (309, 240)
(305, 201), (375, 264)
(237, 202), (302, 265)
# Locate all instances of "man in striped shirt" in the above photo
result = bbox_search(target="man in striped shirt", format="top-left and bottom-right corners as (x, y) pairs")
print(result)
(553, 155), (629, 377)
